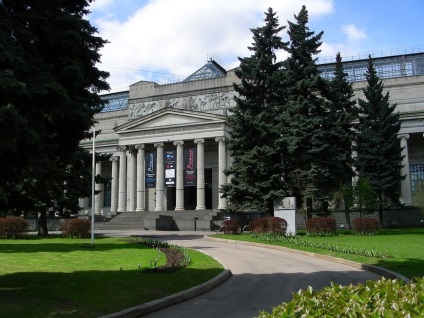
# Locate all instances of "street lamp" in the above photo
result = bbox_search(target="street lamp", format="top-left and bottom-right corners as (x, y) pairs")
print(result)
(91, 129), (95, 245)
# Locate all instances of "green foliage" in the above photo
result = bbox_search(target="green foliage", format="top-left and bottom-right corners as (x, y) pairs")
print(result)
(352, 217), (380, 235)
(257, 277), (424, 317)
(223, 8), (289, 214)
(250, 233), (391, 258)
(249, 217), (287, 235)
(305, 217), (337, 236)
(354, 56), (404, 225)
(0, 0), (109, 226)
(0, 216), (29, 239)
(61, 218), (91, 238)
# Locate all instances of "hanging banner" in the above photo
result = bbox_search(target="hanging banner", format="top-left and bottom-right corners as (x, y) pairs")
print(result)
(164, 150), (176, 187)
(145, 152), (156, 188)
(184, 148), (197, 187)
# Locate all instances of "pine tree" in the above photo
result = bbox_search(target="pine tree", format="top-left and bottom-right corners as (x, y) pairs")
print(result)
(222, 7), (288, 214)
(0, 0), (109, 233)
(281, 5), (339, 218)
(355, 55), (404, 226)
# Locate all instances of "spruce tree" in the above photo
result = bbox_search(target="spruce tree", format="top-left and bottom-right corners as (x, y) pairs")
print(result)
(355, 55), (404, 226)
(329, 53), (359, 226)
(0, 0), (109, 233)
(222, 7), (288, 214)
(281, 5), (339, 218)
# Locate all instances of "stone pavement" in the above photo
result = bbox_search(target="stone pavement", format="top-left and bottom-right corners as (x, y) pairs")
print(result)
(96, 229), (384, 318)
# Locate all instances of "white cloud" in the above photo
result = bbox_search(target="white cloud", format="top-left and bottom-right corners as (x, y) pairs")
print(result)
(342, 24), (368, 42)
(89, 0), (335, 89)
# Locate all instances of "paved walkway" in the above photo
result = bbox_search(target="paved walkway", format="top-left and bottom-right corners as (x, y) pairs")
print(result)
(96, 229), (382, 318)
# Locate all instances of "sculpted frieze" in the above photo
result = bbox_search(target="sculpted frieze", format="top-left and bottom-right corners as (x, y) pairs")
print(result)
(128, 91), (236, 119)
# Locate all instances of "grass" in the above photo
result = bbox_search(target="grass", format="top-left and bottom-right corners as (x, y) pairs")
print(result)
(0, 236), (223, 318)
(216, 228), (424, 279)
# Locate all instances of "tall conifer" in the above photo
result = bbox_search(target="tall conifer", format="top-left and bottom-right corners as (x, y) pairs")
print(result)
(355, 56), (404, 226)
(222, 8), (288, 214)
(281, 5), (338, 218)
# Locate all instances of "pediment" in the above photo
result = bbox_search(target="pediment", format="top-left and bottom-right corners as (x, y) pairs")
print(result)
(114, 107), (227, 134)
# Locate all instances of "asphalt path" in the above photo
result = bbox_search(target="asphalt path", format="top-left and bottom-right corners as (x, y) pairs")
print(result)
(96, 230), (382, 318)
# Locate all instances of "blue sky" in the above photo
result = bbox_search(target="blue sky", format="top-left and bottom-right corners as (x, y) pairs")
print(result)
(88, 0), (424, 90)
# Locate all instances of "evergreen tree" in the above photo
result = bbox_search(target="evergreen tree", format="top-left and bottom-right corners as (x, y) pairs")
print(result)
(328, 53), (359, 226)
(354, 55), (404, 226)
(222, 7), (288, 214)
(281, 5), (339, 218)
(0, 0), (109, 233)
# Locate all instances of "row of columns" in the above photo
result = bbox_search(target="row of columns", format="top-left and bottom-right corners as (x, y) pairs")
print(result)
(104, 137), (227, 214)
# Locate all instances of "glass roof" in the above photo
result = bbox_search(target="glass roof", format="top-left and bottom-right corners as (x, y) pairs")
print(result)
(183, 59), (227, 82)
(318, 52), (424, 83)
(101, 91), (129, 112)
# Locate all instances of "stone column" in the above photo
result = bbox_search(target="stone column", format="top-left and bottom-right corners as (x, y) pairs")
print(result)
(110, 156), (119, 215)
(136, 144), (145, 211)
(95, 161), (103, 215)
(195, 138), (206, 210)
(174, 140), (185, 210)
(117, 146), (127, 213)
(400, 134), (412, 205)
(154, 142), (165, 211)
(215, 137), (227, 209)
(126, 147), (137, 212)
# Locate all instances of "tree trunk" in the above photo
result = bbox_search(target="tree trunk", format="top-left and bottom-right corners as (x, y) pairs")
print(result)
(37, 210), (48, 236)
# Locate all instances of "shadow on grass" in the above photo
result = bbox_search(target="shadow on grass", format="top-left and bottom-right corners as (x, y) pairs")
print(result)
(0, 266), (224, 318)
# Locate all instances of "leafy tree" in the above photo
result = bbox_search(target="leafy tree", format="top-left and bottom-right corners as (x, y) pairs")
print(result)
(280, 5), (340, 218)
(222, 7), (288, 214)
(354, 55), (404, 226)
(0, 0), (109, 234)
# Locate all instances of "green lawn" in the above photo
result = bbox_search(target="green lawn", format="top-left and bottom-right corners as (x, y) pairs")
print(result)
(0, 236), (223, 318)
(216, 228), (424, 279)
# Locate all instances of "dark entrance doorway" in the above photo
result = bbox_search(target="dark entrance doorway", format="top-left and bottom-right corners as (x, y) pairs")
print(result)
(205, 168), (212, 209)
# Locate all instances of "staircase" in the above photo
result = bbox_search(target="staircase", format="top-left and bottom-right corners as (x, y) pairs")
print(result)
(94, 210), (223, 231)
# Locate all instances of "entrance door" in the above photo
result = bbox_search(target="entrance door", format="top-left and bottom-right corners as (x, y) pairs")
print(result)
(205, 168), (212, 209)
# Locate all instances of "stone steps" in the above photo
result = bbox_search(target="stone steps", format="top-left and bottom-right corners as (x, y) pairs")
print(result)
(95, 210), (222, 231)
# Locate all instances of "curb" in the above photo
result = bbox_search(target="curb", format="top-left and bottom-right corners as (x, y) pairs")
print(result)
(99, 260), (231, 318)
(205, 236), (410, 284)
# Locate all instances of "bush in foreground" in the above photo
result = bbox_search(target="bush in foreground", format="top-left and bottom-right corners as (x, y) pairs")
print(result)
(305, 217), (337, 236)
(0, 216), (29, 239)
(250, 217), (287, 235)
(352, 217), (380, 235)
(61, 218), (90, 238)
(257, 277), (424, 317)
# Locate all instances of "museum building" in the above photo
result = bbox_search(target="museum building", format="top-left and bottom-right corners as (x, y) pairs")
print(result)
(79, 51), (424, 222)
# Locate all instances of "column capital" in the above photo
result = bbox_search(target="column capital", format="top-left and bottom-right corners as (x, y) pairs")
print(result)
(135, 144), (145, 150)
(116, 146), (128, 152)
(194, 138), (205, 144)
(215, 137), (226, 143)
(173, 140), (184, 146)
(154, 142), (164, 148)
(399, 133), (410, 140)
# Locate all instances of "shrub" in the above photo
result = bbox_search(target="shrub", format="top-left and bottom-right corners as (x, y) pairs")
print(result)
(249, 217), (287, 235)
(305, 217), (337, 236)
(0, 216), (29, 239)
(257, 277), (424, 317)
(222, 219), (241, 234)
(352, 217), (380, 235)
(61, 218), (91, 238)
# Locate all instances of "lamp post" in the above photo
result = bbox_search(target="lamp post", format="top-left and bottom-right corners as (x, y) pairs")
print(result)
(91, 129), (95, 245)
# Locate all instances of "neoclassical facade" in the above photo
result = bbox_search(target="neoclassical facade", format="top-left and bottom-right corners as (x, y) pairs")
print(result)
(80, 52), (424, 217)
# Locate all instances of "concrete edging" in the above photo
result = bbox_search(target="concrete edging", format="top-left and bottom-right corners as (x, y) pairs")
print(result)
(205, 235), (410, 283)
(99, 259), (231, 318)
